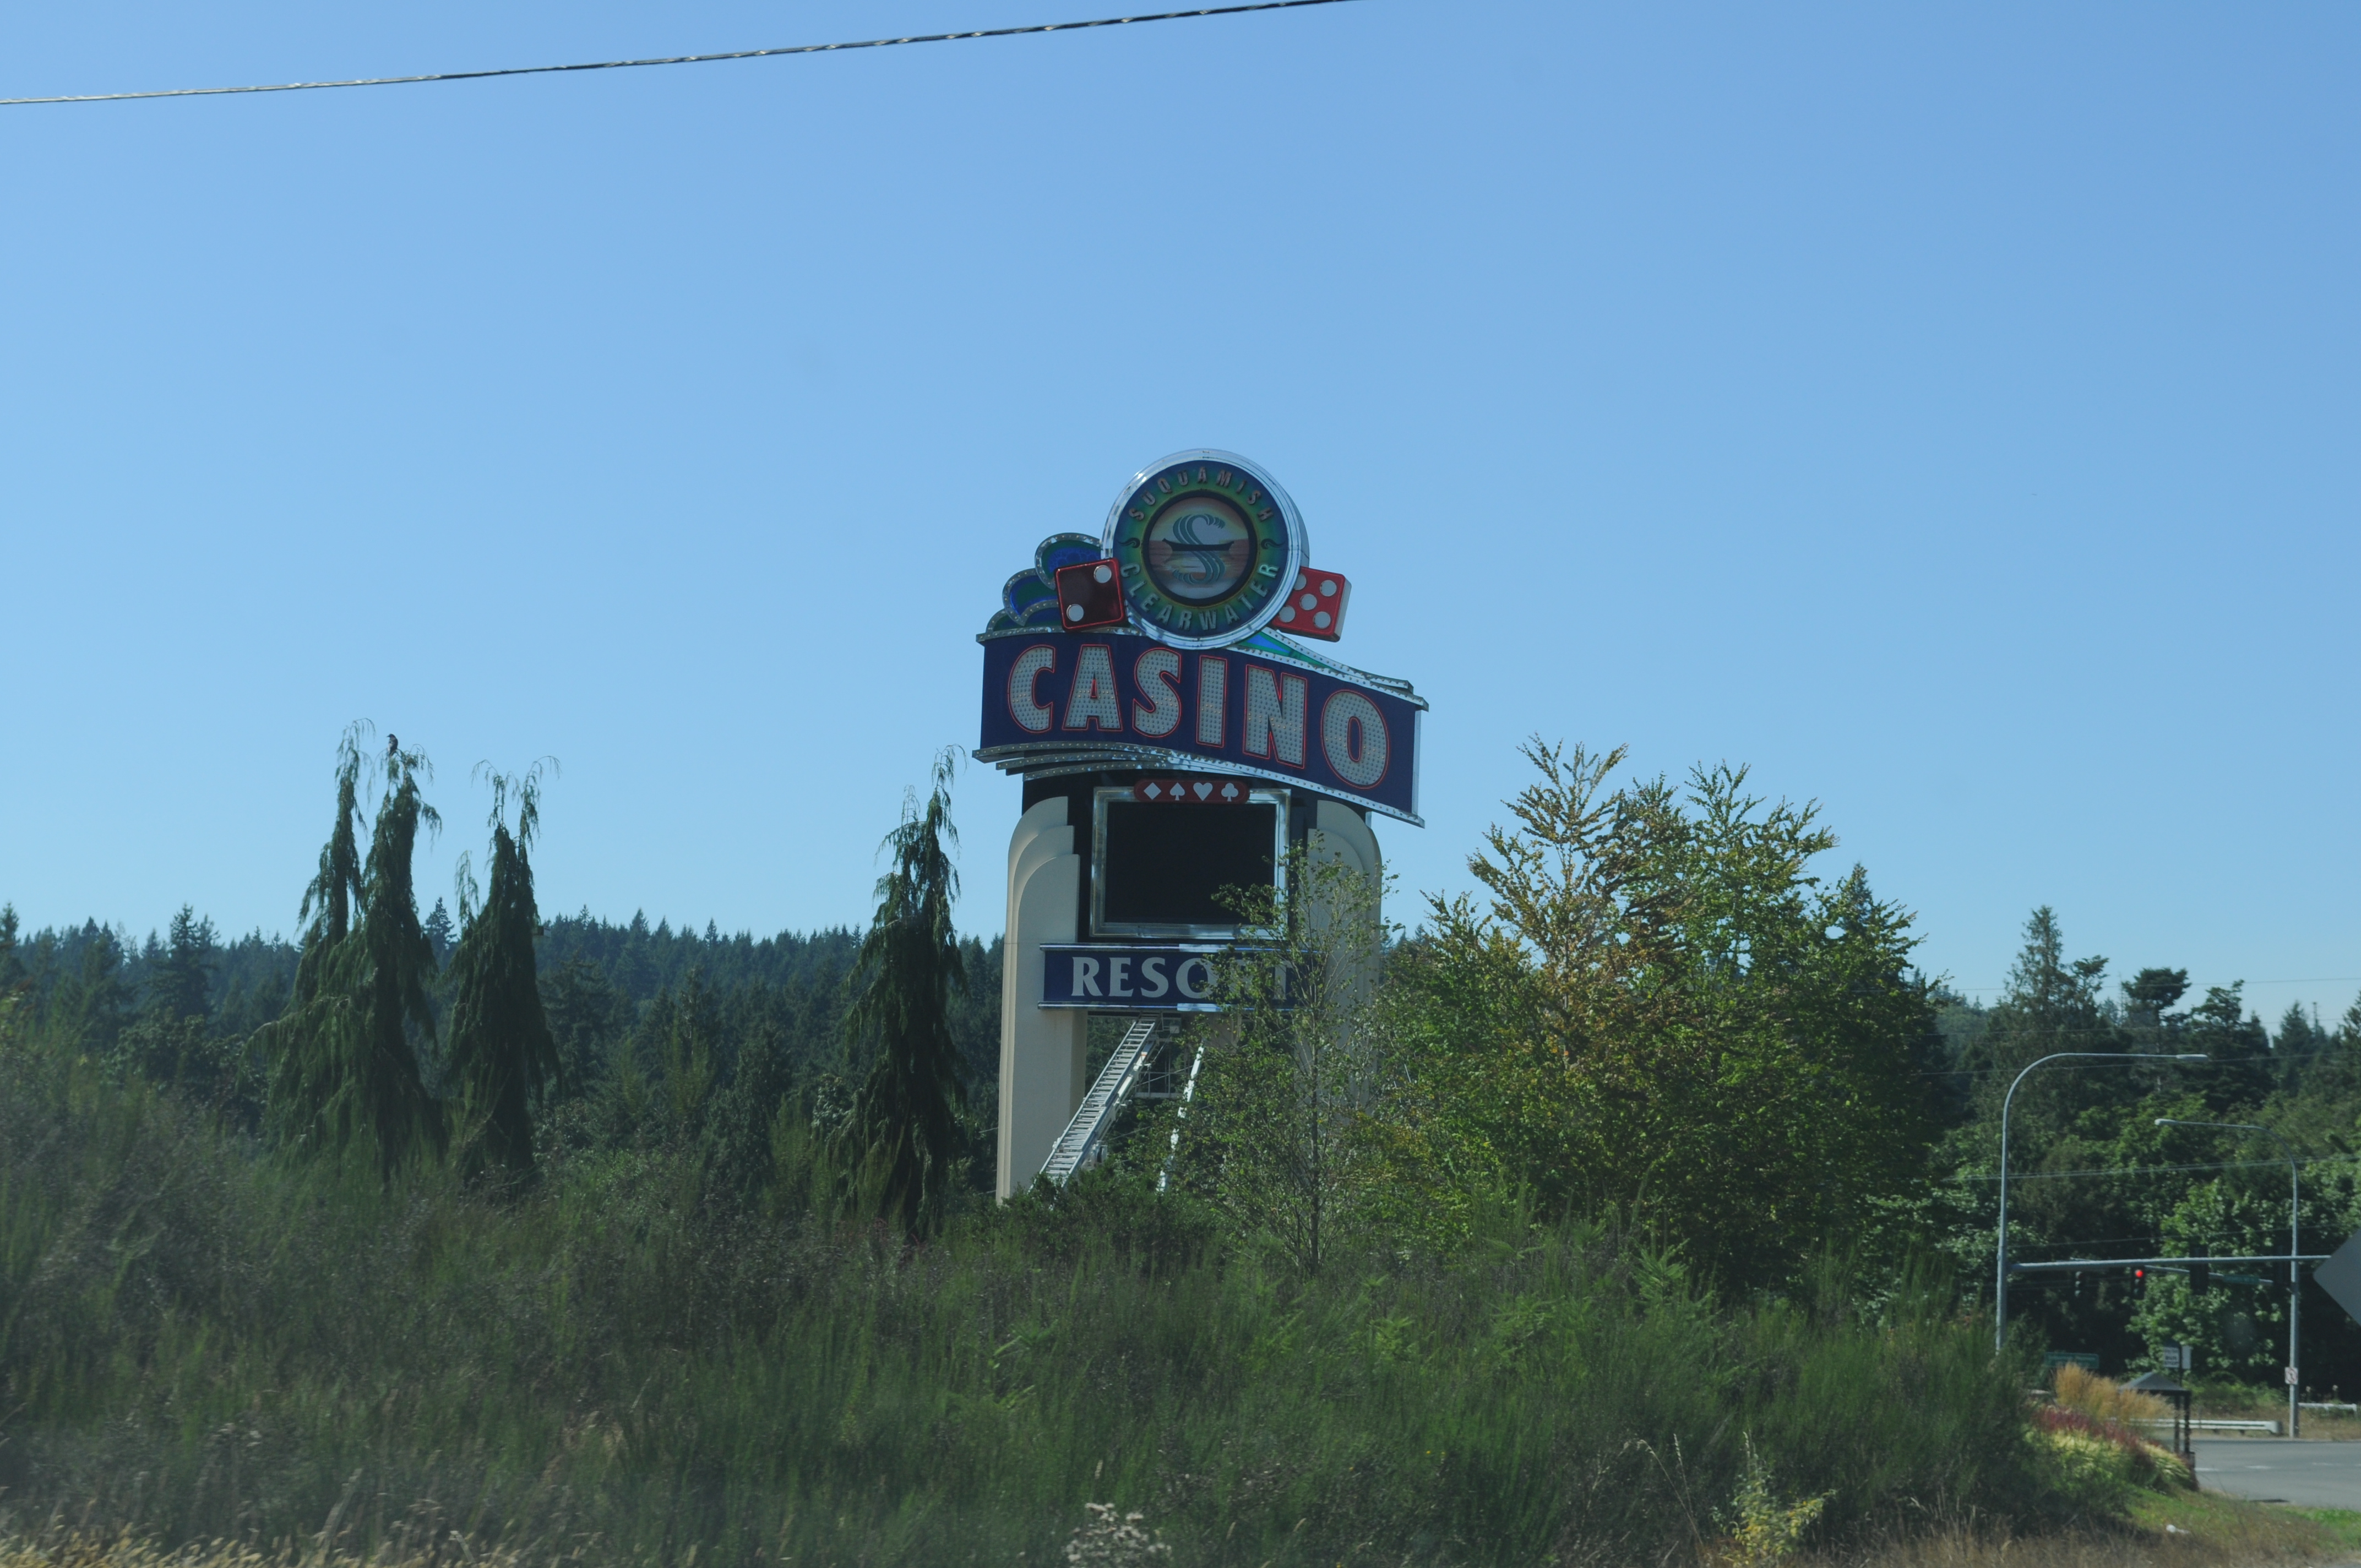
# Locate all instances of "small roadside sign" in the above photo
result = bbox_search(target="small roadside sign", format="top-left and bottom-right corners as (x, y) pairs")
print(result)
(2313, 1229), (2361, 1328)
(2288, 1365), (2302, 1386)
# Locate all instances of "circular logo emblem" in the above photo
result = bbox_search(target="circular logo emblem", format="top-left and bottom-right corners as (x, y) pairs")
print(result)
(1103, 450), (1308, 649)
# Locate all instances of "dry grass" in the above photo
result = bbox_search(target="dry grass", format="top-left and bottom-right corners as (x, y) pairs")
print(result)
(2055, 1365), (2173, 1427)
(1814, 1490), (2359, 1568)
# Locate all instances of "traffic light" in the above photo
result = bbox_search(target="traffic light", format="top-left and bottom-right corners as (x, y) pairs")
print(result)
(2133, 1267), (2148, 1297)
(2189, 1262), (2211, 1294)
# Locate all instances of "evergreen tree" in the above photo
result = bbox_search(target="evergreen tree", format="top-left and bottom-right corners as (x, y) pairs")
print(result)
(446, 764), (560, 1183)
(261, 726), (369, 1155)
(2275, 1001), (2330, 1094)
(2121, 966), (2191, 1033)
(423, 898), (457, 964)
(345, 738), (447, 1173)
(832, 748), (967, 1235)
(541, 956), (631, 1095)
(0, 904), (24, 996)
(150, 905), (217, 1022)
(259, 727), (447, 1176)
(2186, 981), (2273, 1109)
(57, 923), (130, 1057)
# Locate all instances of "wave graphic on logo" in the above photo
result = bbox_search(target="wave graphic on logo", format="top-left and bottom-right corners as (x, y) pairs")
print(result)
(1157, 511), (1245, 590)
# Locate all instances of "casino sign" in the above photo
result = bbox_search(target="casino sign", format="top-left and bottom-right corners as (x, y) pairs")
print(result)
(985, 451), (1425, 1201)
(977, 449), (1425, 825)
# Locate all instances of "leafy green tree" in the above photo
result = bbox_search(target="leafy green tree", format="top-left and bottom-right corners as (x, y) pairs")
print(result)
(2132, 1176), (2297, 1382)
(259, 727), (446, 1177)
(1174, 845), (1389, 1273)
(445, 764), (561, 1183)
(831, 748), (967, 1235)
(1381, 741), (1940, 1283)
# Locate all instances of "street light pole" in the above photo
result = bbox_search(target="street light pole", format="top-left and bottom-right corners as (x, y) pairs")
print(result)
(2156, 1117), (2302, 1438)
(1997, 1051), (2208, 1353)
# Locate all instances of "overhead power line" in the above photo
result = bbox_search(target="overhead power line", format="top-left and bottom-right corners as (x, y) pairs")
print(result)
(0, 0), (1359, 108)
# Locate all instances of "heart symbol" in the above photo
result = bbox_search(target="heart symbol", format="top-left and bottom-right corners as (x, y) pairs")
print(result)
(1193, 782), (1213, 801)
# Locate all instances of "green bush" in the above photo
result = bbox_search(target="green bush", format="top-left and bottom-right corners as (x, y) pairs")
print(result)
(2, 1035), (2053, 1565)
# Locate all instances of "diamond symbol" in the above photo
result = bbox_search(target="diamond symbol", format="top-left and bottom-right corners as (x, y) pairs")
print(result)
(1144, 782), (1162, 799)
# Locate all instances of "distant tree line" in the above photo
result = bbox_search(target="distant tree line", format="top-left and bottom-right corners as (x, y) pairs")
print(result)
(0, 727), (1003, 1213)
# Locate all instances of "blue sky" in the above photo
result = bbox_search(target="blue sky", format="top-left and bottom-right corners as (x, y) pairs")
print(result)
(4, 2), (2355, 1023)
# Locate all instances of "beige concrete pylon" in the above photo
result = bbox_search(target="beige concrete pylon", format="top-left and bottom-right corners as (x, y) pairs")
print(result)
(996, 795), (1089, 1199)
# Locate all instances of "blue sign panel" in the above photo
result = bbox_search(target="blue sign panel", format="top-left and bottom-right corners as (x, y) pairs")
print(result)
(1040, 944), (1225, 1011)
(976, 629), (1424, 824)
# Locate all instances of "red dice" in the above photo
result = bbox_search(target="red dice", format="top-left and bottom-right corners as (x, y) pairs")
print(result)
(1055, 557), (1127, 631)
(1272, 568), (1350, 640)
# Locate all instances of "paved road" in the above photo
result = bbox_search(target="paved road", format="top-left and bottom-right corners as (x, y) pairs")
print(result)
(2195, 1439), (2361, 1507)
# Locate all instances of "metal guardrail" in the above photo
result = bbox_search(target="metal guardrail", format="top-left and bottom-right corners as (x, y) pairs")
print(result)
(1042, 1017), (1159, 1185)
(2139, 1418), (2283, 1435)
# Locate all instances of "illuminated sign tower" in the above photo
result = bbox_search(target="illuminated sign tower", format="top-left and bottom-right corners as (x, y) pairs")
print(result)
(977, 451), (1426, 1197)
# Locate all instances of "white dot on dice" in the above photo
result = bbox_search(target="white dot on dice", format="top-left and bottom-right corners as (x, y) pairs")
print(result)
(1065, 603), (1084, 622)
(1094, 564), (1112, 584)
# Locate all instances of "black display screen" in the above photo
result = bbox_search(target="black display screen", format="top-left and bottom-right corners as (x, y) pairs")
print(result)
(1097, 801), (1280, 930)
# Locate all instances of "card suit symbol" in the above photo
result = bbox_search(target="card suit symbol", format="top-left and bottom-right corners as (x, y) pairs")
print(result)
(1193, 782), (1213, 801)
(1220, 782), (1241, 801)
(1144, 782), (1163, 799)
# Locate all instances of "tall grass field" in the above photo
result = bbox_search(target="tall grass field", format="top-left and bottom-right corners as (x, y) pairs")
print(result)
(7, 1031), (2058, 1566)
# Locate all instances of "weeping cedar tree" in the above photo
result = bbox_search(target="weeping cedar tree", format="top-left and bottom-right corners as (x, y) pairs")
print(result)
(257, 726), (447, 1178)
(445, 763), (561, 1184)
(833, 748), (967, 1234)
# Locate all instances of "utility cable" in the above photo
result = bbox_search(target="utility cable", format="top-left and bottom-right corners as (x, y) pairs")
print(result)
(0, 0), (1359, 108)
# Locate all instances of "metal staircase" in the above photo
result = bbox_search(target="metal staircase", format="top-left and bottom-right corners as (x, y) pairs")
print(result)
(1042, 1017), (1160, 1184)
